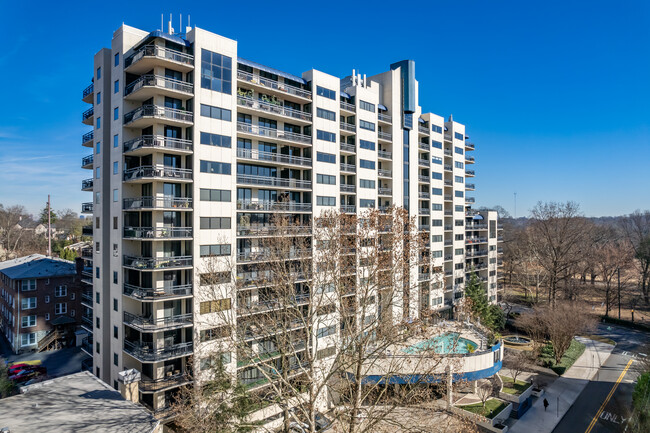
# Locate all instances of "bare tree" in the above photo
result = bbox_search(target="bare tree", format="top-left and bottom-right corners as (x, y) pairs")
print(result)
(476, 381), (492, 408)
(620, 210), (650, 305)
(590, 227), (633, 316)
(0, 204), (31, 259)
(503, 350), (532, 384)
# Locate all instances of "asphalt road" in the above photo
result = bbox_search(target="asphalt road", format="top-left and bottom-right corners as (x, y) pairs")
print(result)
(553, 323), (650, 433)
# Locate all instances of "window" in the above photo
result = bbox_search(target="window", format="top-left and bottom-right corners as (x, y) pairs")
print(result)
(455, 234), (464, 240)
(200, 272), (231, 285)
(200, 132), (232, 148)
(200, 188), (231, 202)
(317, 108), (335, 121)
(95, 267), (100, 278)
(201, 49), (232, 94)
(55, 286), (67, 297)
(96, 167), (100, 179)
(95, 192), (100, 204)
(96, 342), (100, 354)
(44, 295), (50, 303)
(55, 303), (67, 315)
(113, 107), (118, 120)
(21, 315), (36, 328)
(199, 298), (232, 314)
(432, 156), (442, 165)
(96, 317), (100, 328)
(96, 67), (101, 80)
(95, 242), (100, 252)
(432, 125), (442, 133)
(316, 130), (336, 142)
(455, 191), (464, 198)
(432, 140), (442, 149)
(455, 248), (464, 255)
(200, 160), (231, 175)
(432, 188), (442, 195)
(114, 80), (119, 94)
(455, 205), (464, 212)
(432, 219), (443, 226)
(432, 251), (443, 258)
(432, 172), (442, 180)
(113, 189), (118, 202)
(360, 100), (375, 112)
(113, 353), (119, 366)
(359, 159), (375, 170)
(360, 179), (375, 189)
(455, 146), (464, 155)
(114, 53), (119, 66)
(200, 244), (232, 257)
(45, 313), (50, 320)
(21, 280), (36, 291)
(113, 134), (118, 148)
(455, 262), (464, 269)
(359, 140), (375, 151)
(200, 326), (230, 342)
(200, 217), (232, 229)
(113, 326), (118, 338)
(113, 298), (118, 311)
(21, 297), (36, 310)
(96, 92), (101, 105)
(455, 219), (464, 226)
(359, 120), (375, 131)
(200, 104), (232, 121)
(455, 161), (464, 169)
(317, 174), (336, 185)
(360, 199), (375, 208)
(316, 86), (336, 100)
(96, 142), (101, 154)
(113, 162), (118, 175)
(455, 132), (464, 141)
(113, 217), (118, 229)
(432, 235), (443, 242)
(317, 346), (336, 360)
(317, 196), (336, 206)
(21, 333), (36, 347)
(317, 325), (336, 338)
(432, 203), (442, 210)
(455, 176), (464, 183)
(96, 117), (100, 129)
(316, 152), (335, 164)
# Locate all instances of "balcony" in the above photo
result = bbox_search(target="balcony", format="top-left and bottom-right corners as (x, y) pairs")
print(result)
(237, 96), (312, 123)
(236, 200), (311, 212)
(81, 178), (93, 191)
(123, 226), (193, 240)
(378, 169), (392, 178)
(418, 125), (429, 134)
(419, 208), (430, 215)
(419, 273), (431, 281)
(444, 180), (453, 186)
(123, 105), (193, 128)
(82, 225), (93, 237)
(444, 148), (453, 157)
(124, 283), (193, 301)
(466, 250), (488, 258)
(340, 184), (356, 193)
(237, 70), (311, 100)
(466, 197), (476, 203)
(124, 45), (194, 74)
(341, 205), (356, 213)
(378, 131), (392, 142)
(340, 121), (356, 133)
(123, 166), (192, 183)
(418, 142), (429, 151)
(139, 372), (192, 393)
(466, 237), (487, 244)
(123, 255), (193, 270)
(82, 107), (94, 125)
(124, 311), (193, 332)
(418, 175), (429, 183)
(444, 164), (453, 171)
(236, 148), (311, 167)
(81, 202), (93, 214)
(340, 163), (356, 173)
(444, 240), (453, 246)
(465, 142), (475, 150)
(82, 83), (94, 103)
(378, 187), (392, 195)
(466, 170), (475, 177)
(81, 315), (93, 332)
(237, 271), (310, 288)
(124, 340), (193, 362)
(237, 248), (310, 263)
(340, 142), (356, 154)
(378, 113), (392, 123)
(81, 154), (93, 169)
(418, 158), (430, 167)
(444, 225), (453, 231)
(238, 297), (310, 319)
(378, 150), (392, 159)
(236, 174), (311, 190)
(466, 223), (488, 230)
(123, 196), (192, 211)
(466, 183), (475, 190)
(444, 194), (453, 201)
(124, 75), (193, 100)
(81, 291), (93, 307)
(236, 224), (311, 237)
(444, 133), (452, 142)
(465, 156), (475, 164)
(419, 224), (430, 231)
(124, 135), (193, 155)
(236, 122), (311, 145)
(81, 337), (93, 356)
(340, 101), (355, 112)
(82, 131), (94, 147)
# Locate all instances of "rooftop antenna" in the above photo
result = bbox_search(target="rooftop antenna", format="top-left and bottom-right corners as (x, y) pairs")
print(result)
(161, 14), (163, 32)
(179, 13), (182, 35)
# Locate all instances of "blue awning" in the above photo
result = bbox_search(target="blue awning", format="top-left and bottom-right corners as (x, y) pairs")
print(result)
(378, 104), (388, 111)
(418, 117), (425, 124)
(340, 91), (351, 99)
(237, 58), (307, 85)
(134, 31), (191, 50)
(473, 215), (484, 220)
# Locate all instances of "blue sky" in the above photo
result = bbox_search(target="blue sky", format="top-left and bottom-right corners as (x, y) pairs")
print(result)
(0, 0), (648, 217)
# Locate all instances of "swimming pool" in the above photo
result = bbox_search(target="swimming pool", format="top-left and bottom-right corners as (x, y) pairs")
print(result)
(402, 332), (477, 354)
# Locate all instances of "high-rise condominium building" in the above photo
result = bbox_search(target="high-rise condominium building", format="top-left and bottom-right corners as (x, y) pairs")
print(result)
(79, 23), (502, 418)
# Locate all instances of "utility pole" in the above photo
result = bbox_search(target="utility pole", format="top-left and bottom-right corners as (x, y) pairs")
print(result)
(514, 192), (517, 219)
(618, 267), (621, 320)
(47, 194), (52, 257)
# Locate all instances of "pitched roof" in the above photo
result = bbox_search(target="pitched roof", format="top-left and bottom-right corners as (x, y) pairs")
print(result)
(0, 254), (76, 280)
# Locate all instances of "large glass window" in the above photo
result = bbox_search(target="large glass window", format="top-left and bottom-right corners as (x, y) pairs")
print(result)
(200, 160), (231, 175)
(359, 159), (375, 169)
(200, 104), (232, 121)
(317, 108), (335, 121)
(316, 152), (335, 164)
(316, 86), (336, 100)
(200, 132), (232, 148)
(359, 140), (375, 151)
(316, 130), (336, 142)
(201, 49), (232, 94)
(359, 120), (375, 131)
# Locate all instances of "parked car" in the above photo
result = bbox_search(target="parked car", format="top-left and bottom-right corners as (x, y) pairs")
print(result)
(9, 366), (47, 384)
(7, 362), (41, 376)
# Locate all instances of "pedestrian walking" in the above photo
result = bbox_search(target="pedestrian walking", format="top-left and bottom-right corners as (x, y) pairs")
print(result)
(543, 398), (549, 412)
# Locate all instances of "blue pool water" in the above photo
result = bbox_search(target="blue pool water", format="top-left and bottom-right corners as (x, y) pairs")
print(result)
(402, 332), (477, 354)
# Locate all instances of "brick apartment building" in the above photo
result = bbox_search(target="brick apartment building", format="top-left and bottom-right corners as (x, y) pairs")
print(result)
(0, 254), (85, 354)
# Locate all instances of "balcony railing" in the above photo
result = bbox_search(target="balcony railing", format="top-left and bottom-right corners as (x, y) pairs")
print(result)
(124, 340), (193, 362)
(444, 194), (453, 201)
(123, 226), (193, 239)
(237, 248), (310, 263)
(419, 273), (431, 281)
(466, 170), (475, 176)
(378, 169), (392, 177)
(124, 311), (193, 331)
(124, 105), (193, 125)
(466, 223), (488, 230)
(139, 373), (192, 393)
(444, 164), (453, 171)
(236, 225), (311, 237)
(466, 142), (475, 150)
(378, 113), (392, 123)
(444, 149), (452, 156)
(466, 250), (488, 258)
(81, 314), (93, 329)
(418, 158), (430, 167)
(124, 75), (193, 96)
(82, 131), (93, 144)
(123, 166), (192, 182)
(81, 291), (93, 305)
(466, 197), (476, 203)
(444, 180), (453, 186)
(124, 283), (193, 300)
(81, 155), (93, 167)
(378, 187), (392, 195)
(340, 122), (356, 132)
(81, 336), (93, 355)
(236, 200), (311, 212)
(418, 175), (429, 183)
(81, 202), (93, 214)
(466, 156), (475, 163)
(236, 122), (311, 145)
(236, 174), (311, 189)
(237, 96), (312, 121)
(418, 125), (429, 134)
(124, 135), (193, 153)
(82, 226), (93, 237)
(378, 150), (392, 159)
(418, 142), (429, 151)
(444, 133), (452, 141)
(466, 237), (487, 244)
(82, 107), (94, 122)
(340, 184), (356, 193)
(236, 70), (311, 99)
(82, 178), (93, 190)
(378, 131), (392, 141)
(123, 196), (192, 210)
(419, 208), (430, 215)
(82, 83), (94, 99)
(340, 142), (356, 153)
(340, 163), (356, 173)
(418, 191), (430, 199)
(125, 45), (194, 69)
(123, 255), (193, 270)
(340, 101), (356, 112)
(341, 205), (356, 213)
(466, 183), (475, 190)
(236, 148), (311, 166)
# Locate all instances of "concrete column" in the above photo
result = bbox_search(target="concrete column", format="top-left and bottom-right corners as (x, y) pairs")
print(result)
(473, 380), (478, 394)
(118, 368), (141, 403)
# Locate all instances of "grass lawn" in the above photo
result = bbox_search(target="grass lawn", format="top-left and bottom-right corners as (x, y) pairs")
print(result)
(500, 375), (532, 395)
(539, 339), (586, 376)
(459, 398), (509, 419)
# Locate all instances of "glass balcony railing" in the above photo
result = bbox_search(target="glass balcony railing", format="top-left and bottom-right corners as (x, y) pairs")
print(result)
(123, 196), (192, 210)
(378, 150), (392, 159)
(236, 122), (311, 145)
(236, 96), (312, 121)
(125, 45), (194, 69)
(236, 174), (311, 189)
(82, 107), (94, 122)
(81, 202), (93, 214)
(82, 83), (94, 99)
(236, 70), (311, 99)
(139, 372), (192, 393)
(236, 148), (311, 166)
(340, 121), (356, 132)
(81, 178), (93, 190)
(378, 113), (392, 123)
(378, 131), (392, 141)
(123, 226), (193, 239)
(340, 205), (356, 213)
(81, 154), (93, 167)
(124, 340), (193, 362)
(82, 131), (93, 144)
(123, 166), (192, 182)
(340, 163), (356, 173)
(378, 169), (392, 177)
(124, 105), (193, 125)
(123, 283), (193, 300)
(124, 75), (193, 96)
(123, 255), (193, 270)
(378, 187), (392, 195)
(124, 311), (193, 332)
(340, 101), (355, 112)
(124, 135), (193, 153)
(236, 200), (311, 212)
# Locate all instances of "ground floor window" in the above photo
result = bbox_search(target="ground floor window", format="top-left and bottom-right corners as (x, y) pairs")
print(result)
(21, 332), (36, 346)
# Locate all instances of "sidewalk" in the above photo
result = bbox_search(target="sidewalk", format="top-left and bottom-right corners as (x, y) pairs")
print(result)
(508, 337), (614, 433)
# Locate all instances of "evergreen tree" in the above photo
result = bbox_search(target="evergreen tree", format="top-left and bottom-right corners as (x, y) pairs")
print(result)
(464, 271), (504, 332)
(60, 248), (77, 261)
(39, 204), (57, 225)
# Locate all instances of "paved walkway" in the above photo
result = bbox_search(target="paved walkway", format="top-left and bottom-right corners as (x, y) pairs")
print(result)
(508, 337), (615, 433)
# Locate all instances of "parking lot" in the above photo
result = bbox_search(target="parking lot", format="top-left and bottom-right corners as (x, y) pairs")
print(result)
(1, 337), (86, 379)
